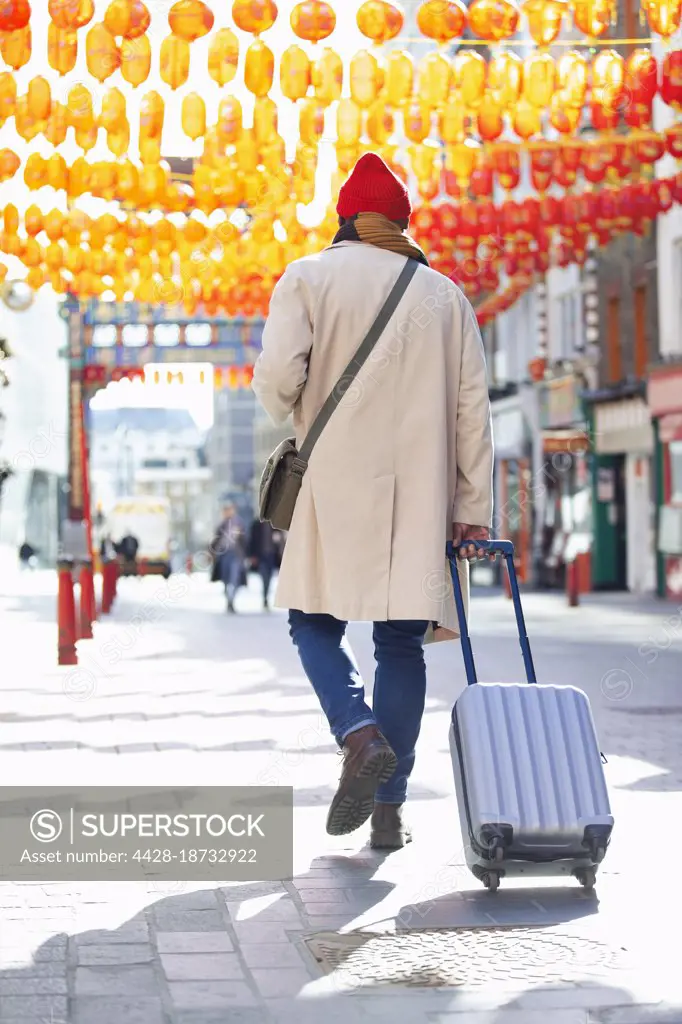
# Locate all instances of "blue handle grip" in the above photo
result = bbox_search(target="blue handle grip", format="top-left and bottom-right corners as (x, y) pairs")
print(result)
(446, 539), (537, 686)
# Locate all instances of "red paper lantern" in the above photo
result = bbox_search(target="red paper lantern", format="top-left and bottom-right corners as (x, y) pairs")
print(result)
(0, 0), (31, 31)
(661, 50), (682, 109)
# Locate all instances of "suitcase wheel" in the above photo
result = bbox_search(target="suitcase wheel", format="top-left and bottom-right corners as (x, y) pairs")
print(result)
(482, 870), (500, 892)
(575, 867), (596, 891)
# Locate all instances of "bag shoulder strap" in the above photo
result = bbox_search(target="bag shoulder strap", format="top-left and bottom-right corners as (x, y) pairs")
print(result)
(297, 257), (419, 466)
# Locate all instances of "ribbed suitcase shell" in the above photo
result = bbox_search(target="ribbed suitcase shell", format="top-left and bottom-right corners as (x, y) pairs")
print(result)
(450, 682), (614, 878)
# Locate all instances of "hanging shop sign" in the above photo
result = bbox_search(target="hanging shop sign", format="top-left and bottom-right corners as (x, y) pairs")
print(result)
(492, 400), (527, 460)
(539, 375), (584, 430)
(593, 397), (653, 454)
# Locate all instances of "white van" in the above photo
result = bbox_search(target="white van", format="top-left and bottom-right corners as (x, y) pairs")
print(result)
(107, 495), (172, 578)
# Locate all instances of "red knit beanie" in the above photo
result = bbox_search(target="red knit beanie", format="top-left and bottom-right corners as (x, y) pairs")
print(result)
(337, 152), (412, 222)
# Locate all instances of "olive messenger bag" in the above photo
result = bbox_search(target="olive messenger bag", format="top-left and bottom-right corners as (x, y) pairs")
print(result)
(258, 257), (419, 531)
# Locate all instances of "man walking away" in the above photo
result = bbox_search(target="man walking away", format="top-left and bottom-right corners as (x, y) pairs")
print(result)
(117, 529), (139, 571)
(252, 152), (494, 850)
(214, 503), (246, 613)
(248, 520), (283, 610)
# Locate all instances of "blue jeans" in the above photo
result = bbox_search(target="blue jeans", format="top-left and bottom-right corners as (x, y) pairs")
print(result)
(288, 611), (428, 804)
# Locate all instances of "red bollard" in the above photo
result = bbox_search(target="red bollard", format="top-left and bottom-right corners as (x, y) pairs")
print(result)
(57, 560), (78, 666)
(78, 562), (96, 640)
(101, 560), (113, 614)
(110, 558), (119, 607)
(567, 560), (579, 607)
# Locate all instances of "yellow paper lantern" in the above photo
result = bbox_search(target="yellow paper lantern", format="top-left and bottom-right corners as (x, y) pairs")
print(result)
(47, 22), (78, 75)
(139, 90), (164, 139)
(160, 33), (190, 90)
(642, 0), (682, 37)
(139, 136), (161, 164)
(232, 0), (278, 34)
(107, 122), (130, 156)
(86, 23), (120, 82)
(521, 0), (567, 45)
(337, 98), (362, 145)
(121, 34), (151, 87)
(446, 140), (480, 184)
(299, 97), (325, 145)
(253, 96), (278, 144)
(290, 1), (336, 41)
(468, 0), (520, 40)
(556, 50), (587, 106)
(208, 27), (238, 86)
(26, 267), (45, 291)
(117, 160), (139, 199)
(418, 52), (452, 110)
(104, 1), (150, 38)
(452, 49), (486, 109)
(0, 148), (20, 181)
(216, 96), (242, 142)
(45, 242), (65, 272)
(592, 48), (624, 110)
(25, 205), (43, 236)
(22, 238), (43, 268)
(15, 97), (41, 141)
(385, 49), (413, 108)
(23, 152), (46, 188)
(67, 156), (91, 196)
(366, 98), (394, 144)
(235, 130), (259, 173)
(572, 0), (612, 36)
(356, 0), (404, 42)
(45, 102), (68, 145)
(169, 0), (214, 41)
(0, 72), (17, 121)
(280, 44), (311, 102)
(182, 92), (206, 140)
(403, 100), (431, 143)
(100, 87), (126, 131)
(49, 0), (94, 30)
(513, 95), (542, 138)
(3, 204), (19, 235)
(47, 152), (68, 190)
(27, 77), (52, 122)
(0, 26), (32, 70)
(487, 50), (522, 108)
(416, 0), (467, 42)
(522, 52), (555, 108)
(67, 84), (94, 130)
(350, 49), (384, 109)
(312, 47), (343, 104)
(478, 93), (504, 139)
(438, 98), (465, 143)
(76, 124), (99, 152)
(44, 209), (65, 242)
(245, 39), (274, 97)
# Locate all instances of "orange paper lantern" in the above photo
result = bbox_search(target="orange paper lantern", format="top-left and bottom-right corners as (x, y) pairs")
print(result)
(169, 0), (214, 41)
(47, 22), (77, 75)
(468, 0), (520, 40)
(416, 0), (466, 41)
(478, 93), (504, 140)
(48, 0), (93, 29)
(160, 33), (190, 89)
(0, 25), (31, 69)
(0, 148), (20, 181)
(86, 23), (120, 82)
(121, 34), (151, 87)
(45, 102), (68, 145)
(245, 39), (274, 96)
(27, 76), (51, 121)
(356, 0), (404, 42)
(572, 0), (612, 36)
(291, 1), (336, 41)
(642, 0), (682, 37)
(208, 27), (239, 86)
(232, 0), (278, 34)
(521, 0), (566, 45)
(104, 0), (150, 38)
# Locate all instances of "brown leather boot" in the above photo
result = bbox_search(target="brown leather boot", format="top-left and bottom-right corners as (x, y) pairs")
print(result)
(326, 726), (397, 837)
(370, 803), (412, 849)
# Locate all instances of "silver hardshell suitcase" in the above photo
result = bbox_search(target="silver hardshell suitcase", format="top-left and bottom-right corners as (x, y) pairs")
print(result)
(447, 540), (613, 893)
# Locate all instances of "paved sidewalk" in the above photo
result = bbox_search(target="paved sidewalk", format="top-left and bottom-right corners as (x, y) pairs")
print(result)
(0, 570), (681, 1023)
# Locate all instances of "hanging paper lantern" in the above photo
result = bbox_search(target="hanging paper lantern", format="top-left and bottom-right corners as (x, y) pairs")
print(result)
(0, 147), (19, 182)
(665, 121), (682, 158)
(416, 0), (466, 41)
(625, 49), (658, 107)
(660, 50), (682, 109)
(27, 76), (51, 121)
(139, 90), (164, 139)
(529, 143), (555, 191)
(291, 1), (336, 41)
(572, 0), (612, 36)
(245, 39), (274, 96)
(523, 53), (555, 108)
(366, 97), (394, 144)
(119, 36), (150, 86)
(47, 22), (77, 75)
(477, 93), (504, 140)
(104, 0), (150, 38)
(205, 34), (238, 91)
(0, 25), (31, 69)
(493, 147), (521, 190)
(487, 50), (522, 108)
(86, 23), (120, 82)
(336, 97), (362, 145)
(446, 140), (480, 186)
(592, 49), (624, 116)
(403, 99), (431, 142)
(160, 33), (190, 89)
(452, 49), (486, 109)
(350, 49), (384, 109)
(23, 152), (45, 189)
(549, 92), (581, 133)
(216, 96), (242, 142)
(556, 50), (587, 105)
(45, 101), (68, 145)
(633, 133), (665, 164)
(418, 52), (452, 110)
(468, 0), (520, 40)
(232, 0), (278, 34)
(107, 122), (129, 156)
(99, 87), (125, 132)
(513, 96), (542, 138)
(0, 0), (31, 31)
(169, 0), (214, 41)
(0, 71), (16, 120)
(312, 46), (343, 104)
(642, 0), (682, 37)
(67, 83), (93, 130)
(521, 0), (566, 44)
(356, 0), (404, 42)
(280, 44), (311, 101)
(384, 49), (413, 108)
(253, 95), (278, 144)
(181, 91), (205, 140)
(48, 0), (93, 29)
(75, 123), (98, 151)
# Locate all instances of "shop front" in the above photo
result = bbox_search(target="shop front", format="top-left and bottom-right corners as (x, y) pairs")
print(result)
(491, 395), (532, 583)
(537, 375), (592, 590)
(587, 388), (655, 593)
(647, 362), (682, 599)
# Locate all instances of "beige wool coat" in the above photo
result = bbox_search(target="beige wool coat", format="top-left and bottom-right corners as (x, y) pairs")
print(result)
(252, 241), (494, 641)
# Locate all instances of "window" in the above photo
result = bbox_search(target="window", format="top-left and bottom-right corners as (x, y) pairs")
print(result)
(671, 441), (682, 504)
(154, 324), (180, 347)
(634, 285), (647, 379)
(122, 324), (148, 347)
(606, 296), (622, 383)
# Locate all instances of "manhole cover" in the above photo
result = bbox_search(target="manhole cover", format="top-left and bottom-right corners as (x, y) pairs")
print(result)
(305, 928), (632, 989)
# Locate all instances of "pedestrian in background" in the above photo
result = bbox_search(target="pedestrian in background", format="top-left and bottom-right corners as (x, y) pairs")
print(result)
(252, 153), (494, 850)
(248, 520), (284, 611)
(213, 503), (247, 613)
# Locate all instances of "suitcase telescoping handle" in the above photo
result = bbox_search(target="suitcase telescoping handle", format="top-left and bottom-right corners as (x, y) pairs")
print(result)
(445, 539), (537, 686)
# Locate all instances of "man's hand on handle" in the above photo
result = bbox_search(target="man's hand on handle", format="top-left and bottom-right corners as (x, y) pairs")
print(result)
(452, 524), (494, 562)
